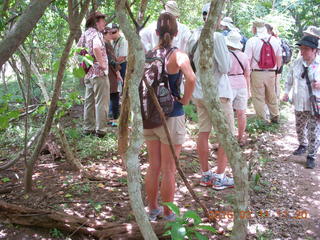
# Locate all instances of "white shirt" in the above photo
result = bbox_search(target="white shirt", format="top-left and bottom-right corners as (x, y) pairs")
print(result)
(244, 34), (282, 70)
(140, 21), (192, 52)
(187, 28), (232, 99)
(285, 55), (320, 111)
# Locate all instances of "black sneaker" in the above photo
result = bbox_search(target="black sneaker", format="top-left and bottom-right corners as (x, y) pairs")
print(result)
(292, 145), (307, 156)
(83, 130), (95, 136)
(96, 131), (106, 138)
(306, 156), (316, 169)
(270, 116), (280, 124)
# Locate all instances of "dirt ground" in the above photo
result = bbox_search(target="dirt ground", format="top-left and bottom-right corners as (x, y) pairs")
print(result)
(0, 108), (319, 240)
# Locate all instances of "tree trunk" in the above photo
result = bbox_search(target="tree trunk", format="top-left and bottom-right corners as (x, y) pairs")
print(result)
(198, 1), (249, 239)
(24, 0), (91, 193)
(18, 46), (50, 104)
(0, 0), (54, 69)
(8, 58), (27, 102)
(137, 0), (149, 25)
(1, 63), (8, 92)
(115, 0), (158, 239)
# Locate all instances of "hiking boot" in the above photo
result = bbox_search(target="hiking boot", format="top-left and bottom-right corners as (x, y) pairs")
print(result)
(270, 116), (280, 124)
(96, 131), (106, 138)
(83, 130), (95, 136)
(293, 145), (307, 156)
(306, 156), (316, 169)
(200, 172), (214, 187)
(212, 175), (234, 190)
(163, 213), (176, 221)
(148, 207), (163, 221)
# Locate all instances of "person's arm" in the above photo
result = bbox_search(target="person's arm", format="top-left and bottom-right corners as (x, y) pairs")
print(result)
(244, 39), (253, 65)
(283, 63), (294, 101)
(175, 51), (196, 105)
(274, 39), (283, 70)
(244, 57), (251, 97)
(93, 35), (107, 70)
(214, 32), (231, 74)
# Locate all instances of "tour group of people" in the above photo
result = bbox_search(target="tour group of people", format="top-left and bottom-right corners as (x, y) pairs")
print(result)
(77, 1), (320, 221)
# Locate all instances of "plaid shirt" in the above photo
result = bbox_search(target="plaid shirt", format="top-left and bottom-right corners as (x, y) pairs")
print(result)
(77, 27), (108, 79)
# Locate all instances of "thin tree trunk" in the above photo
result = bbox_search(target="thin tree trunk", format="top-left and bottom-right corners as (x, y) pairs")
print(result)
(18, 46), (50, 104)
(1, 63), (8, 92)
(198, 1), (249, 239)
(24, 0), (91, 193)
(0, 0), (54, 68)
(115, 0), (158, 239)
(137, 0), (148, 25)
(8, 58), (26, 102)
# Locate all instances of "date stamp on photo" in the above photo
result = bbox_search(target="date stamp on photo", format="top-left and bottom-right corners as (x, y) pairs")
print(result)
(208, 209), (309, 220)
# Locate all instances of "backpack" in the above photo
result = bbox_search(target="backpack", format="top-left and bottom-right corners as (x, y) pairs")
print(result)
(139, 47), (177, 129)
(258, 37), (277, 69)
(281, 39), (292, 65)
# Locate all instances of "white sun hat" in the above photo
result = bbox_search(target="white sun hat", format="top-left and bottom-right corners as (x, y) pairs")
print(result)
(226, 30), (243, 50)
(202, 2), (211, 14)
(303, 26), (320, 39)
(221, 17), (236, 30)
(165, 1), (180, 17)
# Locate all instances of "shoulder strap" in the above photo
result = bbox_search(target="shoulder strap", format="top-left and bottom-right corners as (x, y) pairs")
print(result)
(303, 66), (314, 96)
(230, 51), (245, 73)
(114, 36), (122, 48)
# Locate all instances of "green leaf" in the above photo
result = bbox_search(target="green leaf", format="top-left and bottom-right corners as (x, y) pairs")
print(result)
(197, 225), (217, 233)
(171, 223), (186, 240)
(1, 177), (11, 183)
(194, 232), (208, 240)
(163, 202), (180, 216)
(183, 210), (202, 225)
(73, 67), (86, 78)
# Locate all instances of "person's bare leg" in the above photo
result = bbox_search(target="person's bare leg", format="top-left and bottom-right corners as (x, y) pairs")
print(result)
(197, 132), (210, 172)
(160, 143), (181, 216)
(237, 109), (247, 142)
(145, 140), (161, 211)
(216, 145), (228, 174)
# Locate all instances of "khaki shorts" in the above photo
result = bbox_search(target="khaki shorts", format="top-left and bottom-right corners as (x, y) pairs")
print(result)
(143, 115), (186, 145)
(194, 98), (235, 135)
(232, 88), (248, 110)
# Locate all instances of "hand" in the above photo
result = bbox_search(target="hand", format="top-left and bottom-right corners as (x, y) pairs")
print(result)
(177, 97), (189, 106)
(282, 93), (289, 102)
(312, 81), (320, 90)
(100, 63), (107, 71)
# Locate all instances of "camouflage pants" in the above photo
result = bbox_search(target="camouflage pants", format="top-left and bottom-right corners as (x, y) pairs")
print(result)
(295, 111), (320, 158)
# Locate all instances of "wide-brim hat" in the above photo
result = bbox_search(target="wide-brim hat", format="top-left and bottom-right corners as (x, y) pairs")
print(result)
(221, 17), (235, 30)
(303, 26), (320, 39)
(86, 11), (106, 28)
(165, 1), (180, 17)
(296, 35), (319, 49)
(226, 30), (243, 50)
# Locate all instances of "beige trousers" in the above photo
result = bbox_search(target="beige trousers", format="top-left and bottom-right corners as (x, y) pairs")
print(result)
(84, 76), (110, 133)
(251, 71), (279, 120)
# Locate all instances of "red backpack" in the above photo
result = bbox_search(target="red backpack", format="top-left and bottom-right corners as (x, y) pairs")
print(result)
(258, 37), (276, 69)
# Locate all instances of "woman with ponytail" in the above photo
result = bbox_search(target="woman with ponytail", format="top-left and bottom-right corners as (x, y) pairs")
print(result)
(143, 13), (196, 221)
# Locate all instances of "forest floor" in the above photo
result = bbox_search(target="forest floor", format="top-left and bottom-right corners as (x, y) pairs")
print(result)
(0, 105), (319, 240)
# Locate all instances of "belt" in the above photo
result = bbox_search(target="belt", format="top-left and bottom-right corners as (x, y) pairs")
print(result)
(252, 69), (276, 72)
(228, 73), (244, 76)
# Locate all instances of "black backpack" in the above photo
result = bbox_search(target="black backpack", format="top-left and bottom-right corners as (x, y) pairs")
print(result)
(139, 47), (178, 129)
(281, 39), (292, 65)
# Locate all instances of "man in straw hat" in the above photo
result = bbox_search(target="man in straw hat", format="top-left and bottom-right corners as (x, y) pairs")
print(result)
(187, 2), (235, 190)
(245, 19), (282, 123)
(140, 0), (191, 52)
(77, 11), (110, 138)
(283, 35), (320, 169)
(226, 30), (251, 146)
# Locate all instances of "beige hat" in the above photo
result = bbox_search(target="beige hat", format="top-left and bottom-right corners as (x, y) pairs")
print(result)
(221, 17), (236, 30)
(303, 26), (320, 39)
(165, 1), (180, 18)
(226, 31), (243, 50)
(253, 20), (269, 38)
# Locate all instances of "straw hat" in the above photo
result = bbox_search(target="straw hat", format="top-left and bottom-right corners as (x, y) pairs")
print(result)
(85, 11), (106, 29)
(221, 17), (236, 30)
(226, 31), (243, 50)
(303, 26), (320, 39)
(165, 1), (180, 17)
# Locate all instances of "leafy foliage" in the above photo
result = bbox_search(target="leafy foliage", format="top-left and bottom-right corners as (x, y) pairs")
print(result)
(0, 94), (21, 131)
(163, 202), (216, 240)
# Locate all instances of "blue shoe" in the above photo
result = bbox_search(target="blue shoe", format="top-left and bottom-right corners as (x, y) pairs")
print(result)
(200, 172), (214, 187)
(148, 207), (163, 221)
(212, 175), (234, 190)
(163, 213), (176, 221)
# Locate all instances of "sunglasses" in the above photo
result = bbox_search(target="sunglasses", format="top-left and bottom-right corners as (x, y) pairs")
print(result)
(110, 30), (118, 35)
